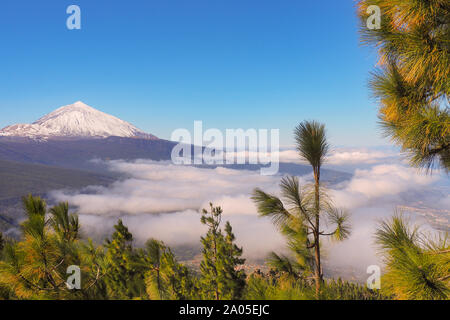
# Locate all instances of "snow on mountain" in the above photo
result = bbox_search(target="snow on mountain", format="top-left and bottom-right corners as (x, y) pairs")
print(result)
(0, 101), (158, 140)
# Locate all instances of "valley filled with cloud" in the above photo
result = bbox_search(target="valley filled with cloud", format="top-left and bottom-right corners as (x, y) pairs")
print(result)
(50, 147), (449, 281)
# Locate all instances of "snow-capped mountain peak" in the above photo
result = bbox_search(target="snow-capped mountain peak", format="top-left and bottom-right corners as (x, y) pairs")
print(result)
(0, 101), (158, 140)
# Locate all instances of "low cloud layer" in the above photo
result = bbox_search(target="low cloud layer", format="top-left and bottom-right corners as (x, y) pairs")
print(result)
(331, 164), (439, 209)
(278, 147), (398, 166)
(50, 147), (448, 278)
(51, 162), (287, 260)
(52, 162), (279, 216)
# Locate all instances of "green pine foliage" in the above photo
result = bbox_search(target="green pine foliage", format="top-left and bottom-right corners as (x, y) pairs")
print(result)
(320, 278), (387, 300)
(0, 195), (103, 299)
(143, 238), (198, 300)
(0, 231), (11, 300)
(244, 271), (313, 300)
(357, 0), (450, 171)
(244, 270), (386, 300)
(375, 213), (449, 299)
(199, 203), (246, 300)
(103, 219), (147, 299)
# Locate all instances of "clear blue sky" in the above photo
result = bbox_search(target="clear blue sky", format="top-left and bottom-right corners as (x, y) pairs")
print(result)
(0, 0), (385, 146)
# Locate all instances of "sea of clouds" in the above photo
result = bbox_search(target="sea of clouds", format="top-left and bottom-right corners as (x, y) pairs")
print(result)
(50, 147), (449, 279)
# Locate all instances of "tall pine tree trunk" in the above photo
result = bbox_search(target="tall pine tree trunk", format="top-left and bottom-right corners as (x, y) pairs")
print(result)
(314, 220), (321, 297)
(314, 171), (322, 298)
(213, 233), (220, 300)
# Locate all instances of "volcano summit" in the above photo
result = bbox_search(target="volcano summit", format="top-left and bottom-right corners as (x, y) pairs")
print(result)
(0, 101), (157, 140)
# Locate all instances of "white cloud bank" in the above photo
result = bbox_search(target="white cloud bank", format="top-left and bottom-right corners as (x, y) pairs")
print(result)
(51, 161), (288, 260)
(52, 161), (279, 216)
(277, 147), (397, 166)
(331, 164), (438, 209)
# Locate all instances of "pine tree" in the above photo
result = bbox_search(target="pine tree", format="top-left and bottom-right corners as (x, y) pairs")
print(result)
(200, 203), (246, 300)
(49, 202), (79, 242)
(0, 231), (12, 300)
(219, 222), (246, 299)
(357, 0), (450, 171)
(0, 196), (87, 299)
(144, 238), (198, 300)
(252, 121), (351, 298)
(375, 213), (449, 299)
(0, 196), (65, 298)
(103, 219), (147, 299)
(76, 238), (109, 299)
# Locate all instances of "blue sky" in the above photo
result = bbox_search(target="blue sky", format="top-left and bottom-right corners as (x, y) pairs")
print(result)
(0, 0), (385, 146)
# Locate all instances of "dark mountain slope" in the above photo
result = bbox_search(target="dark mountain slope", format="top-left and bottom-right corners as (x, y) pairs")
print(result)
(0, 159), (114, 201)
(0, 159), (114, 231)
(0, 137), (351, 183)
(0, 136), (176, 170)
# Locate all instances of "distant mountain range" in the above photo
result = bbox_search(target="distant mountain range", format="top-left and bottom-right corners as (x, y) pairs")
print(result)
(0, 101), (176, 171)
(0, 101), (351, 180)
(0, 135), (177, 171)
(0, 101), (351, 233)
